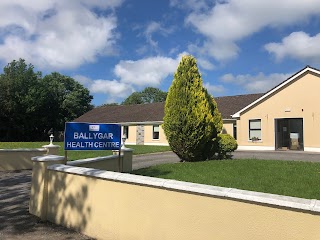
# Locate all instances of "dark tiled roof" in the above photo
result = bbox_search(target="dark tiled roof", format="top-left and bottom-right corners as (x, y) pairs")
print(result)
(215, 93), (264, 119)
(74, 93), (264, 123)
(74, 102), (165, 123)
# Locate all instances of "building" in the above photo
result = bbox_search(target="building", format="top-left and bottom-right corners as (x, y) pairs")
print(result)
(75, 66), (320, 152)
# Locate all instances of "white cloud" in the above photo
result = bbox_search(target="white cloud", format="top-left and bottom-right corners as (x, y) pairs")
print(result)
(220, 72), (291, 93)
(184, 0), (320, 61)
(90, 80), (133, 97)
(204, 82), (225, 95)
(197, 58), (215, 70)
(73, 75), (92, 86)
(73, 74), (134, 101)
(114, 53), (187, 86)
(144, 22), (161, 49)
(137, 21), (175, 54)
(265, 31), (320, 63)
(74, 53), (189, 103)
(169, 0), (210, 11)
(0, 0), (122, 70)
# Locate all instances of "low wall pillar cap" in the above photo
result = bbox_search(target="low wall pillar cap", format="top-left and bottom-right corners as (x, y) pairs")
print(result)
(120, 148), (133, 152)
(42, 144), (60, 148)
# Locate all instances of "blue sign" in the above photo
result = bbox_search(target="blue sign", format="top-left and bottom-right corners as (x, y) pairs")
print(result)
(64, 122), (121, 151)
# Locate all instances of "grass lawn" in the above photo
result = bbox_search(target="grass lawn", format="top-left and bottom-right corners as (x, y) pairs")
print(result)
(0, 142), (171, 160)
(132, 159), (320, 200)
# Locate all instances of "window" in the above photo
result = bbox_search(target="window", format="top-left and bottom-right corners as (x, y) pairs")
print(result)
(249, 119), (261, 140)
(123, 126), (129, 139)
(153, 125), (160, 140)
(233, 123), (237, 140)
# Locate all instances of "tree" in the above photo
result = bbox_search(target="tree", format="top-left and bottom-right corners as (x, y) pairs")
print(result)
(122, 92), (144, 105)
(0, 59), (93, 141)
(122, 87), (167, 105)
(163, 55), (220, 161)
(140, 87), (167, 103)
(99, 103), (119, 107)
(0, 59), (42, 141)
(41, 72), (93, 132)
(203, 89), (223, 159)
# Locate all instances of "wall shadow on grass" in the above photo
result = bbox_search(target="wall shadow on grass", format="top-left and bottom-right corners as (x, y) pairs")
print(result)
(132, 168), (172, 178)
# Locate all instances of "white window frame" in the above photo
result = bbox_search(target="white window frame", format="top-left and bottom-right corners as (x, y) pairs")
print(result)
(153, 125), (160, 140)
(249, 119), (262, 141)
(122, 126), (129, 139)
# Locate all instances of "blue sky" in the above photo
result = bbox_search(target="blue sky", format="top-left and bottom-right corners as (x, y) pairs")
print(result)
(1, 0), (320, 106)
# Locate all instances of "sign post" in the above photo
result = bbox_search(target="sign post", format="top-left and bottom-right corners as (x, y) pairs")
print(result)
(64, 122), (122, 171)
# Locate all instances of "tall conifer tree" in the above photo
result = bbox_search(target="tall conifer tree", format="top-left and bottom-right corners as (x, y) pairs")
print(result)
(163, 55), (220, 161)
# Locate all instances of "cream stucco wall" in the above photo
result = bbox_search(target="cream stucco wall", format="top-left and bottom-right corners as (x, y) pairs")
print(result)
(0, 148), (47, 171)
(67, 150), (133, 173)
(125, 122), (235, 146)
(237, 72), (320, 150)
(125, 125), (137, 145)
(144, 124), (168, 145)
(222, 121), (235, 136)
(45, 167), (320, 240)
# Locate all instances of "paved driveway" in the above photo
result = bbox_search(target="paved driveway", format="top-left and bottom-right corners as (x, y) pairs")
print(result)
(0, 170), (94, 240)
(232, 150), (320, 162)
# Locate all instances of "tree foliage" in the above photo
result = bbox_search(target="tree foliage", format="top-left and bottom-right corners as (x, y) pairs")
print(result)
(122, 92), (144, 105)
(122, 87), (167, 105)
(0, 59), (93, 141)
(203, 89), (223, 159)
(163, 55), (222, 161)
(99, 103), (119, 107)
(42, 72), (93, 131)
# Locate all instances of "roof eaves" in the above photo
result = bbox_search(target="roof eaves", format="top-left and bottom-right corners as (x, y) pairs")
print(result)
(232, 66), (320, 118)
(117, 121), (164, 125)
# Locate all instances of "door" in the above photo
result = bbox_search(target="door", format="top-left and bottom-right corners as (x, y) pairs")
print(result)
(275, 118), (304, 151)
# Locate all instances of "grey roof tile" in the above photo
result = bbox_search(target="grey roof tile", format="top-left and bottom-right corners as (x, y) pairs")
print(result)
(74, 93), (264, 123)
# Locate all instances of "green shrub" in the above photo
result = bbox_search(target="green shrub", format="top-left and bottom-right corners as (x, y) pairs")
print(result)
(163, 55), (220, 162)
(216, 133), (238, 159)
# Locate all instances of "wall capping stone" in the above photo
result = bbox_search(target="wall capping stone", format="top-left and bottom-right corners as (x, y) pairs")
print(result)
(31, 155), (65, 162)
(67, 155), (118, 166)
(47, 164), (320, 213)
(0, 148), (46, 152)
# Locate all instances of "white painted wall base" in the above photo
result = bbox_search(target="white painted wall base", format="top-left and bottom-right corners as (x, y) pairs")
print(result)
(124, 142), (169, 146)
(144, 142), (170, 146)
(304, 147), (320, 153)
(238, 146), (320, 153)
(237, 146), (275, 151)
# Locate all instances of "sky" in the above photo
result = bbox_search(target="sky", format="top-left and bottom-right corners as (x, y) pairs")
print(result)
(1, 0), (320, 106)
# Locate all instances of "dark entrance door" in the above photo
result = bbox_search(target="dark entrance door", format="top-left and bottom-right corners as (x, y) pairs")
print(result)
(275, 118), (304, 151)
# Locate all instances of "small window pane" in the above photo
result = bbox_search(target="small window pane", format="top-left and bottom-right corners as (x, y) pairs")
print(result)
(153, 125), (159, 139)
(250, 120), (261, 129)
(250, 130), (261, 139)
(249, 119), (261, 140)
(123, 126), (129, 138)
